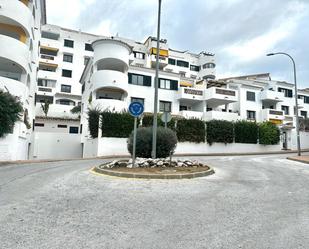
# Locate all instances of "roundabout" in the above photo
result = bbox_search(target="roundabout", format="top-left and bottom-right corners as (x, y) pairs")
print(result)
(92, 158), (215, 179)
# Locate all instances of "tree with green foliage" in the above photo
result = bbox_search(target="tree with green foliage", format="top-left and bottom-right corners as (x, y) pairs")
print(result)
(259, 122), (280, 145)
(41, 100), (50, 117)
(127, 127), (177, 158)
(0, 90), (23, 137)
(70, 105), (81, 114)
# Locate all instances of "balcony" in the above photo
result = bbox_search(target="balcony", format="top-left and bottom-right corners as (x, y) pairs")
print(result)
(204, 110), (239, 122)
(92, 70), (128, 93)
(178, 87), (204, 101)
(178, 111), (204, 119)
(92, 99), (127, 112)
(1, 1), (33, 37)
(0, 35), (29, 72)
(38, 70), (58, 81)
(0, 76), (27, 102)
(150, 55), (168, 69)
(40, 38), (60, 51)
(260, 90), (284, 103)
(92, 39), (131, 67)
(205, 87), (237, 105)
(261, 109), (284, 124)
(37, 86), (55, 96)
(35, 103), (79, 120)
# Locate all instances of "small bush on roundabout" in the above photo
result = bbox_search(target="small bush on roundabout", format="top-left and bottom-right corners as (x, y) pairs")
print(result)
(127, 126), (177, 158)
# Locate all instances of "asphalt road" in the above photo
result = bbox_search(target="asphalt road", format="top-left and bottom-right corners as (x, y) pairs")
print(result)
(0, 153), (309, 249)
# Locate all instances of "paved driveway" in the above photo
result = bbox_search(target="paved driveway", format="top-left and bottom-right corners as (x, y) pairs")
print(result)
(0, 153), (309, 249)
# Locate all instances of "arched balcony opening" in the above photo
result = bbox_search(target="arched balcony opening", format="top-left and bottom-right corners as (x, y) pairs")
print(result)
(0, 18), (29, 44)
(0, 57), (26, 82)
(96, 58), (128, 74)
(96, 87), (127, 101)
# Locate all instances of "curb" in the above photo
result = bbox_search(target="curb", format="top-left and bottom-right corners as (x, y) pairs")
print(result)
(287, 157), (309, 165)
(92, 166), (215, 180)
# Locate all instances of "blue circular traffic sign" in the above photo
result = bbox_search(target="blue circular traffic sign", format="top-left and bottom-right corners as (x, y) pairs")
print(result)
(129, 102), (144, 117)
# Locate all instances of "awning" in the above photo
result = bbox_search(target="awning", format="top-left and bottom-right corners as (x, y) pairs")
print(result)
(180, 81), (193, 87)
(39, 62), (58, 68)
(40, 45), (59, 52)
(269, 119), (283, 125)
(150, 47), (169, 57)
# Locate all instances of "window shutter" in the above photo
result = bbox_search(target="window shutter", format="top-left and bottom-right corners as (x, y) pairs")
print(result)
(288, 89), (293, 98)
(171, 80), (178, 90)
(128, 73), (132, 84)
(144, 76), (152, 86)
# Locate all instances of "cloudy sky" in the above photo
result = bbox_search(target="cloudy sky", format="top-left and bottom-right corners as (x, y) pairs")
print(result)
(46, 0), (308, 89)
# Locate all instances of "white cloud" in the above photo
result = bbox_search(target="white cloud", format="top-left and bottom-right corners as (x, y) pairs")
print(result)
(88, 20), (112, 36)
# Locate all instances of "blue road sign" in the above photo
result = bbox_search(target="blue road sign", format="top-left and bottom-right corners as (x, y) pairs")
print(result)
(129, 102), (144, 117)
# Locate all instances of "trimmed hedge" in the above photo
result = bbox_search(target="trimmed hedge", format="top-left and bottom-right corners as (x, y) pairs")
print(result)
(234, 121), (258, 144)
(101, 111), (135, 138)
(127, 127), (177, 158)
(206, 120), (234, 145)
(142, 114), (176, 130)
(87, 107), (101, 138)
(259, 122), (280, 145)
(176, 119), (205, 143)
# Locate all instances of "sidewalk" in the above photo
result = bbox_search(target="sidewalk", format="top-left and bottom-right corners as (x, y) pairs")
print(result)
(287, 156), (309, 164)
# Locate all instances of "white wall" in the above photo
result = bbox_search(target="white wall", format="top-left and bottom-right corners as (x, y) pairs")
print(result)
(31, 132), (82, 160)
(0, 134), (28, 161)
(83, 138), (99, 158)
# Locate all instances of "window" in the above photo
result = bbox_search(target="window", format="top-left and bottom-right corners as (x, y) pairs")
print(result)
(128, 73), (151, 86)
(176, 60), (189, 68)
(63, 54), (73, 63)
(160, 101), (172, 112)
(58, 99), (74, 106)
(246, 91), (256, 101)
(202, 63), (216, 69)
(180, 105), (188, 111)
(34, 123), (44, 127)
(131, 97), (144, 106)
(190, 65), (200, 72)
(57, 124), (67, 128)
(64, 39), (74, 48)
(304, 96), (309, 104)
(301, 111), (307, 118)
(247, 111), (256, 120)
(39, 64), (56, 72)
(69, 126), (79, 134)
(61, 84), (71, 93)
(62, 69), (72, 78)
(133, 52), (145, 59)
(159, 78), (178, 90)
(85, 43), (93, 51)
(281, 105), (289, 115)
(38, 79), (56, 87)
(278, 87), (293, 98)
(168, 58), (176, 65)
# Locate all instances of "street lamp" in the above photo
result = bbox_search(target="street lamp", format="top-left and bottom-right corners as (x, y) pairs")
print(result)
(152, 0), (162, 159)
(266, 52), (301, 156)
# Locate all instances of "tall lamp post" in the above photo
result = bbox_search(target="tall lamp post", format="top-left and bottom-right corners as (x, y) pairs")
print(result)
(152, 0), (162, 159)
(266, 52), (301, 156)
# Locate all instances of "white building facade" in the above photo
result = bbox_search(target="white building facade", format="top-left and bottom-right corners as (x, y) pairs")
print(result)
(0, 0), (46, 160)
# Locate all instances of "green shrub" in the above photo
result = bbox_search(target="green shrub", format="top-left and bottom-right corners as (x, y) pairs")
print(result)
(101, 111), (135, 138)
(0, 90), (23, 138)
(234, 120), (258, 144)
(87, 107), (101, 138)
(127, 127), (177, 158)
(206, 120), (234, 145)
(259, 122), (280, 145)
(176, 118), (205, 143)
(142, 114), (176, 130)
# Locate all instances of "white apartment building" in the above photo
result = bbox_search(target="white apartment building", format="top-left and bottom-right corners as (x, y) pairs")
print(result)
(0, 3), (308, 161)
(80, 38), (309, 156)
(0, 0), (46, 160)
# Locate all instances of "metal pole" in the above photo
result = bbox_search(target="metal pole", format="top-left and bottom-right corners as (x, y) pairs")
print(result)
(152, 0), (162, 159)
(132, 117), (137, 167)
(164, 112), (167, 128)
(267, 52), (301, 156)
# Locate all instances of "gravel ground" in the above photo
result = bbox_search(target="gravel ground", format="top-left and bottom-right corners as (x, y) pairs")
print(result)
(0, 153), (309, 249)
